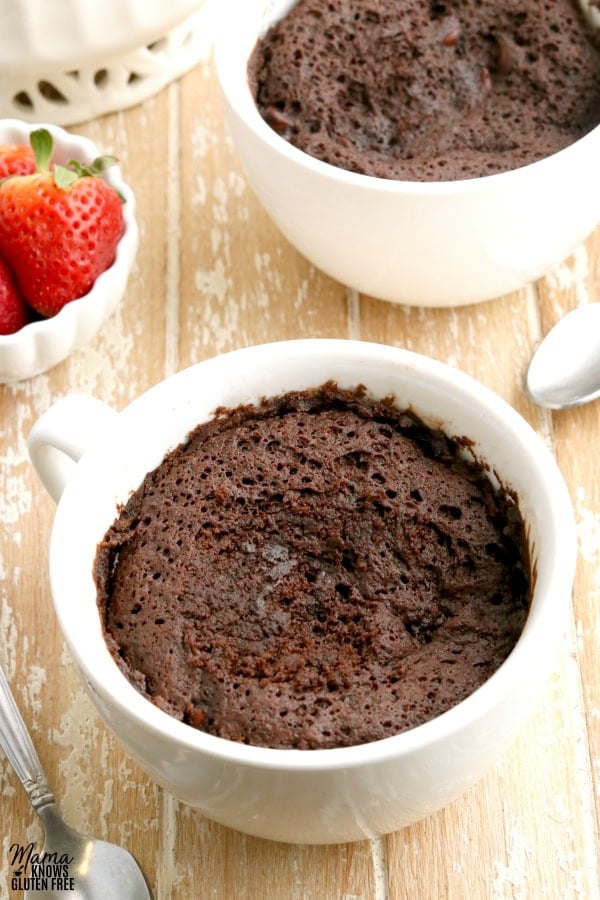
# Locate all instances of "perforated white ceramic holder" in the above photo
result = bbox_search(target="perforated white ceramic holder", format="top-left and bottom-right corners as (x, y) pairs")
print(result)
(0, 1), (213, 125)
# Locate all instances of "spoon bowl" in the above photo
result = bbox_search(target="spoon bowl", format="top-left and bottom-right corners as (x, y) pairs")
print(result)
(0, 663), (152, 900)
(526, 303), (600, 409)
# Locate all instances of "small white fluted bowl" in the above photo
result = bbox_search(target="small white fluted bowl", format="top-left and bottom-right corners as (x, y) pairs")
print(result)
(0, 119), (138, 383)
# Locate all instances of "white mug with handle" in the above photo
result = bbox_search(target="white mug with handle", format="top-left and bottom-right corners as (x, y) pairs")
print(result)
(27, 339), (576, 844)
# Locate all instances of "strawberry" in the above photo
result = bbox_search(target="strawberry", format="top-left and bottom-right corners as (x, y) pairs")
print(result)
(0, 255), (29, 334)
(0, 143), (35, 179)
(0, 129), (125, 318)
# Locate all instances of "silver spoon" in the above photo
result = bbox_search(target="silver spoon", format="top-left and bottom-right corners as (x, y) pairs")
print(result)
(0, 662), (153, 899)
(525, 303), (600, 409)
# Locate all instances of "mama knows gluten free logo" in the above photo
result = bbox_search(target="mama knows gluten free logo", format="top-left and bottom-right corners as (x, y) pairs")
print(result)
(9, 842), (75, 893)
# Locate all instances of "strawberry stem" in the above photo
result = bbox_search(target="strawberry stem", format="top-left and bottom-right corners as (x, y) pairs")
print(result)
(30, 129), (54, 172)
(66, 156), (119, 177)
(52, 165), (80, 189)
(27, 128), (124, 200)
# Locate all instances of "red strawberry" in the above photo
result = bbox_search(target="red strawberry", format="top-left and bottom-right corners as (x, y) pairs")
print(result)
(0, 129), (125, 318)
(0, 143), (35, 179)
(0, 255), (29, 334)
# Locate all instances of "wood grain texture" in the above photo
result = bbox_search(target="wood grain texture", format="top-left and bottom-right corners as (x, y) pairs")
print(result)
(1, 43), (599, 900)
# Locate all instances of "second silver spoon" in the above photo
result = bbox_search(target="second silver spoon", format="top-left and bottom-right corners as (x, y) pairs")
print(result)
(526, 303), (600, 410)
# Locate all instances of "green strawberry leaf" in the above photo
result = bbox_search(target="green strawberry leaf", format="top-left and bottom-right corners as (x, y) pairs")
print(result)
(62, 155), (125, 201)
(65, 155), (119, 178)
(90, 155), (119, 174)
(52, 165), (80, 189)
(30, 128), (54, 172)
(25, 130), (125, 199)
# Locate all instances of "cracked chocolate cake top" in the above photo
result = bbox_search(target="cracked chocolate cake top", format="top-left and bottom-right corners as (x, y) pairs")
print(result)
(95, 383), (530, 749)
(248, 0), (600, 180)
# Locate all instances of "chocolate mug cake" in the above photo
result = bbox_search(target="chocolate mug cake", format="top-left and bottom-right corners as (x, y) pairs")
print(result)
(94, 383), (530, 750)
(248, 0), (600, 181)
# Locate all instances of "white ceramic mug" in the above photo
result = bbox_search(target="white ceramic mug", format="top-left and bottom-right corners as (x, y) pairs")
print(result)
(27, 340), (576, 843)
(215, 1), (600, 307)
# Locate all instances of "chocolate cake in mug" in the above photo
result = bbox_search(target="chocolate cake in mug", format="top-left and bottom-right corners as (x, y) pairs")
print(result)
(248, 0), (600, 181)
(95, 383), (530, 750)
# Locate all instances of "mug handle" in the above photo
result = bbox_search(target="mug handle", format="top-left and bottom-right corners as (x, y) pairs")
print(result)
(27, 395), (119, 504)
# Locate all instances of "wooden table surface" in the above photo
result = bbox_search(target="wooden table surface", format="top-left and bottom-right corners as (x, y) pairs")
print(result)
(1, 28), (600, 900)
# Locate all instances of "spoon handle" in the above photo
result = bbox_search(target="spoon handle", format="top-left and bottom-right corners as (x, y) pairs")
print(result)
(0, 663), (55, 811)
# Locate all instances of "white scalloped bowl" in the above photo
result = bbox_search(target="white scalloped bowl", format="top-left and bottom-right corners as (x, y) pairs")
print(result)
(0, 119), (138, 383)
